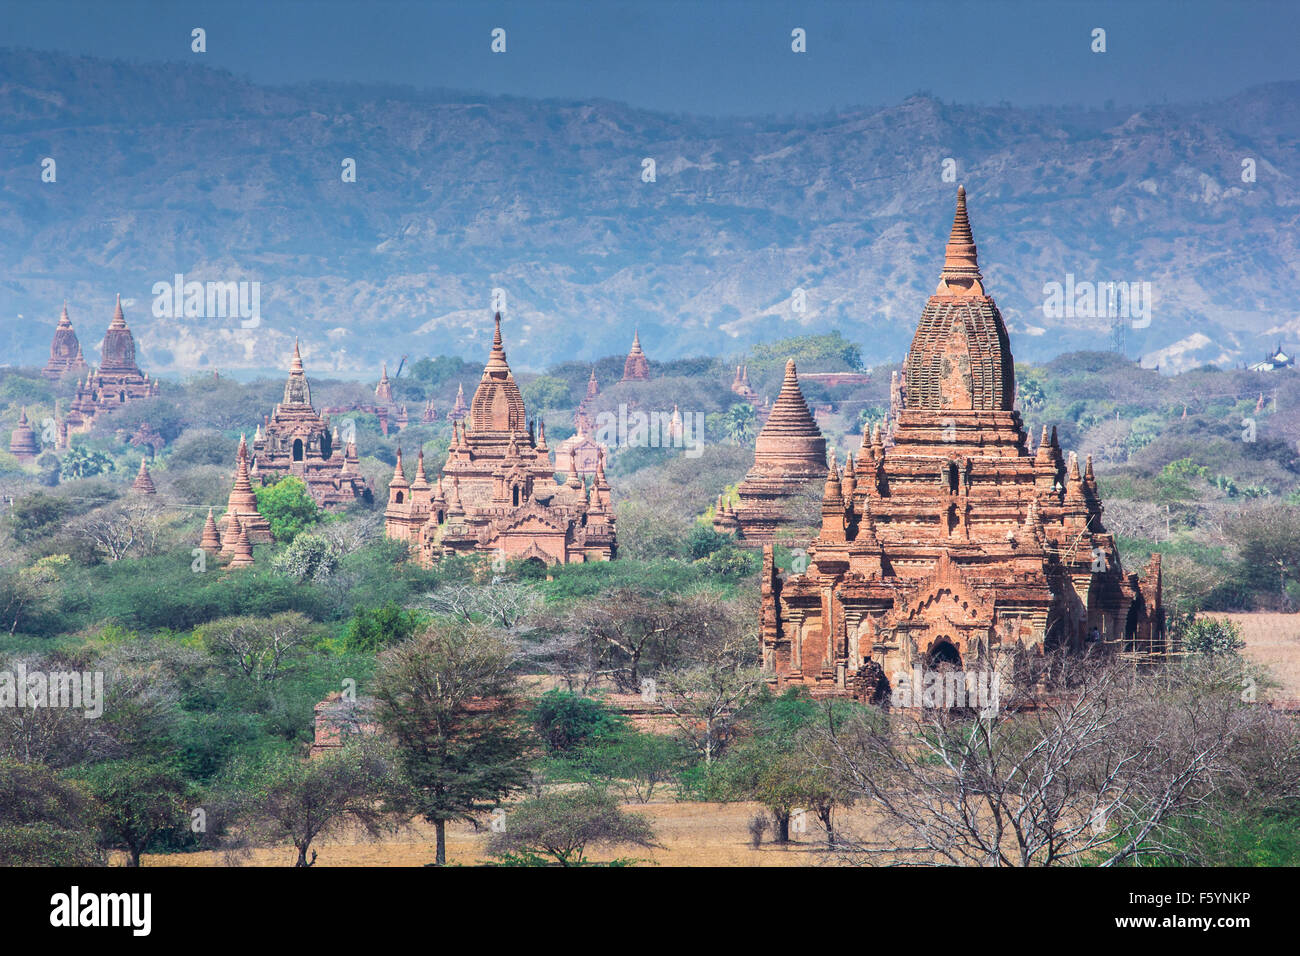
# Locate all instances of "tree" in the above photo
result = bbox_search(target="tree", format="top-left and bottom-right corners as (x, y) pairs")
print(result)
(1172, 614), (1246, 657)
(819, 654), (1277, 866)
(371, 622), (533, 865)
(0, 758), (102, 866)
(70, 499), (166, 562)
(60, 446), (114, 479)
(718, 690), (858, 845)
(529, 691), (624, 755)
(237, 741), (398, 867)
(197, 611), (319, 682)
(0, 555), (69, 635)
(271, 532), (343, 582)
(722, 403), (757, 445)
(343, 602), (427, 653)
(80, 759), (190, 866)
(486, 790), (656, 866)
(561, 588), (713, 691)
(521, 375), (572, 412)
(1227, 501), (1300, 605)
(655, 598), (763, 765)
(254, 476), (321, 543)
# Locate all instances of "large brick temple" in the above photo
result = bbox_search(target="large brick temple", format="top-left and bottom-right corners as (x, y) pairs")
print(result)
(384, 313), (616, 566)
(713, 358), (828, 543)
(59, 295), (160, 447)
(759, 187), (1165, 701)
(42, 302), (89, 380)
(250, 341), (373, 509)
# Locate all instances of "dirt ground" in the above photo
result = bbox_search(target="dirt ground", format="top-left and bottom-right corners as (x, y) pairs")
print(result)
(142, 800), (868, 867)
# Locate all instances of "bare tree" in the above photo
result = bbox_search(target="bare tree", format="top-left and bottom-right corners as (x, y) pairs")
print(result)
(654, 596), (763, 765)
(819, 654), (1290, 866)
(196, 612), (318, 682)
(70, 499), (167, 562)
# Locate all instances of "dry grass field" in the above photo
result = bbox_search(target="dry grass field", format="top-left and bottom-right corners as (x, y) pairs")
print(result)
(141, 801), (869, 868)
(1205, 612), (1300, 700)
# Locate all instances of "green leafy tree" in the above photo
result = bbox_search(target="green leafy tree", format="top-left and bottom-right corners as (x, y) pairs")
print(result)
(254, 476), (321, 543)
(343, 602), (427, 653)
(60, 446), (115, 479)
(1171, 614), (1246, 657)
(372, 622), (533, 865)
(486, 790), (657, 866)
(236, 741), (398, 867)
(722, 403), (757, 445)
(80, 759), (191, 866)
(0, 759), (102, 866)
(529, 691), (624, 755)
(521, 375), (572, 412)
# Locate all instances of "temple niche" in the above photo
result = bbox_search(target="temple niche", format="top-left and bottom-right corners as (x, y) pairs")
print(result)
(42, 303), (89, 380)
(759, 187), (1165, 704)
(250, 342), (373, 510)
(59, 295), (160, 447)
(384, 313), (616, 566)
(714, 359), (828, 544)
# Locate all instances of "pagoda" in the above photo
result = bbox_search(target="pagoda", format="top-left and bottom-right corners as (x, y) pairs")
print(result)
(713, 359), (828, 544)
(131, 458), (156, 495)
(251, 342), (373, 509)
(758, 187), (1165, 702)
(385, 313), (616, 566)
(42, 303), (90, 380)
(220, 434), (273, 544)
(558, 367), (607, 478)
(8, 408), (40, 463)
(446, 383), (468, 422)
(621, 330), (650, 381)
(59, 296), (160, 446)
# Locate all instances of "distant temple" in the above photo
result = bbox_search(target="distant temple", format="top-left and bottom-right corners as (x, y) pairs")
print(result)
(250, 342), (373, 509)
(42, 303), (89, 380)
(730, 364), (758, 403)
(446, 383), (468, 422)
(219, 434), (273, 549)
(8, 408), (40, 463)
(558, 368), (607, 478)
(322, 361), (409, 436)
(59, 296), (160, 447)
(758, 187), (1165, 704)
(621, 330), (650, 382)
(714, 359), (828, 544)
(385, 314), (616, 566)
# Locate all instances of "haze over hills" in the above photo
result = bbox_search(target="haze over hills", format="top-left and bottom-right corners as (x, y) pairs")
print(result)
(1, 48), (1297, 376)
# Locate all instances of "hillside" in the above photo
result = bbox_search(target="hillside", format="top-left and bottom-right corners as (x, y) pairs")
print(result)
(2, 48), (1298, 374)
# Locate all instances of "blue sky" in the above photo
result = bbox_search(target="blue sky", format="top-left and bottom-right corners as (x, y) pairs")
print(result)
(1, 0), (1296, 115)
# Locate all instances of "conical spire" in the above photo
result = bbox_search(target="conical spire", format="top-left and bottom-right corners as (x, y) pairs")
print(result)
(57, 302), (71, 328)
(228, 516), (254, 568)
(390, 447), (409, 488)
(752, 359), (827, 475)
(936, 185), (984, 295)
(110, 293), (127, 329)
(132, 458), (156, 495)
(200, 507), (222, 552)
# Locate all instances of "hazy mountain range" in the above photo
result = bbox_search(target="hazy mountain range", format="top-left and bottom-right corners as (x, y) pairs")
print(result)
(1, 47), (1297, 377)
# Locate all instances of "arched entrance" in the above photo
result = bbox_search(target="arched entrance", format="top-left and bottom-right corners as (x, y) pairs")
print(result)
(292, 438), (304, 461)
(927, 639), (962, 669)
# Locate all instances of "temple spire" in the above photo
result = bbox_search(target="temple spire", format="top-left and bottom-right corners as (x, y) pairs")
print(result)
(936, 185), (984, 295)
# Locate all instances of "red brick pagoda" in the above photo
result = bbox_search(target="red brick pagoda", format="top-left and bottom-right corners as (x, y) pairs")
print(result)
(758, 187), (1165, 702)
